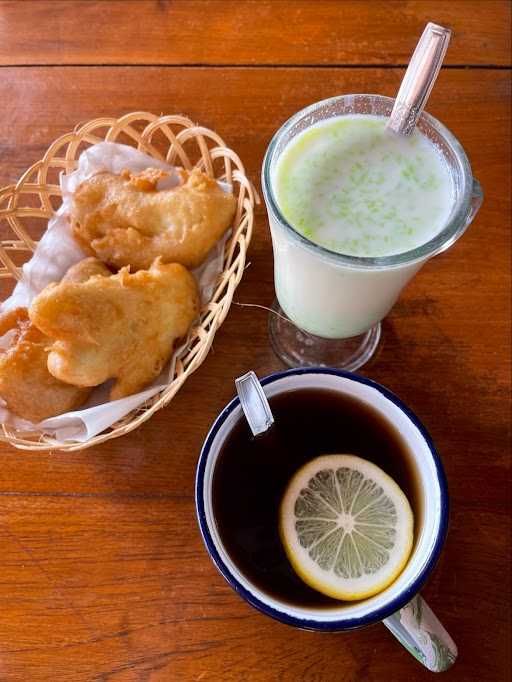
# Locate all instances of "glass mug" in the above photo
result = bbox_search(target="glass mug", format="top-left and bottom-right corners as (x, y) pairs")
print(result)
(262, 94), (483, 370)
(196, 368), (457, 672)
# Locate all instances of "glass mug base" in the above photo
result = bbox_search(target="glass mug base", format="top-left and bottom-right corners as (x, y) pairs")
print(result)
(268, 300), (381, 371)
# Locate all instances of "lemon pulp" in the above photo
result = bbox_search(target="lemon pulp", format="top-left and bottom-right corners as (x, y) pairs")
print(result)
(280, 454), (414, 601)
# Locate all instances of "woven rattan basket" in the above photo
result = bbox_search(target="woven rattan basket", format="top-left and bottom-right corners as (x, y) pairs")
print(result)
(0, 112), (256, 451)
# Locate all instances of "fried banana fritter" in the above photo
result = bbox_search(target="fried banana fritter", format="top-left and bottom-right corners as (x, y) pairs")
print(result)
(30, 258), (199, 400)
(0, 308), (91, 422)
(0, 258), (112, 422)
(62, 256), (112, 283)
(71, 167), (236, 271)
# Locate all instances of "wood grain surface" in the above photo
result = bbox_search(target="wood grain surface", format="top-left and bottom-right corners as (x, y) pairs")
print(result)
(0, 2), (510, 681)
(0, 0), (510, 66)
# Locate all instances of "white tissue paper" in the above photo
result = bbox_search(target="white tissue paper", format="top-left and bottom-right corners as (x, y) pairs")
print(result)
(0, 142), (230, 442)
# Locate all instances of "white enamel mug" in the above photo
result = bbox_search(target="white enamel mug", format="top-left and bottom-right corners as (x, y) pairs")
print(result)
(196, 368), (457, 672)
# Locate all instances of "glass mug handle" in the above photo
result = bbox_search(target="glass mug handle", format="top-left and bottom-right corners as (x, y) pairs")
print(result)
(383, 594), (457, 672)
(468, 178), (484, 225)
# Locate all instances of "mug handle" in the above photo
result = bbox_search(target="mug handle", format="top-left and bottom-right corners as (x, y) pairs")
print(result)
(383, 594), (457, 672)
(467, 178), (484, 225)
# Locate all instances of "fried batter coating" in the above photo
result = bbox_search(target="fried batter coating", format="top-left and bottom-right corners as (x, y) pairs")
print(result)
(0, 258), (111, 422)
(71, 167), (236, 270)
(30, 258), (199, 400)
(62, 257), (112, 282)
(121, 167), (169, 191)
(0, 308), (91, 422)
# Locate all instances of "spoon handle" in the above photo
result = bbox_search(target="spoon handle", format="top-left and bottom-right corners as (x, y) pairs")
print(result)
(235, 371), (274, 437)
(387, 22), (451, 136)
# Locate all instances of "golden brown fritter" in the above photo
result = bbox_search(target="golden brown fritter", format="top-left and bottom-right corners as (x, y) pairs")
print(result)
(71, 167), (236, 271)
(0, 308), (89, 423)
(62, 256), (112, 282)
(0, 258), (111, 422)
(30, 258), (199, 401)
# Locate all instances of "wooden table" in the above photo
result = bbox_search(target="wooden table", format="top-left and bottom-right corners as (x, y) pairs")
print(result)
(0, 2), (510, 680)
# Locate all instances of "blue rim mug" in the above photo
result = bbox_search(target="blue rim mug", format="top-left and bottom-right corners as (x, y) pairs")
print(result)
(196, 368), (457, 672)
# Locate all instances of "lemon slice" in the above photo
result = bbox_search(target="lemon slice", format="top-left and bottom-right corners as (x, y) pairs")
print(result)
(280, 454), (413, 601)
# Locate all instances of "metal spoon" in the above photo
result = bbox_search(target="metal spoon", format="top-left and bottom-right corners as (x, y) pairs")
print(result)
(235, 371), (274, 436)
(387, 22), (451, 136)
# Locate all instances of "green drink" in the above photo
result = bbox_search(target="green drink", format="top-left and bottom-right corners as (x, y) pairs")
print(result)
(274, 115), (453, 258)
